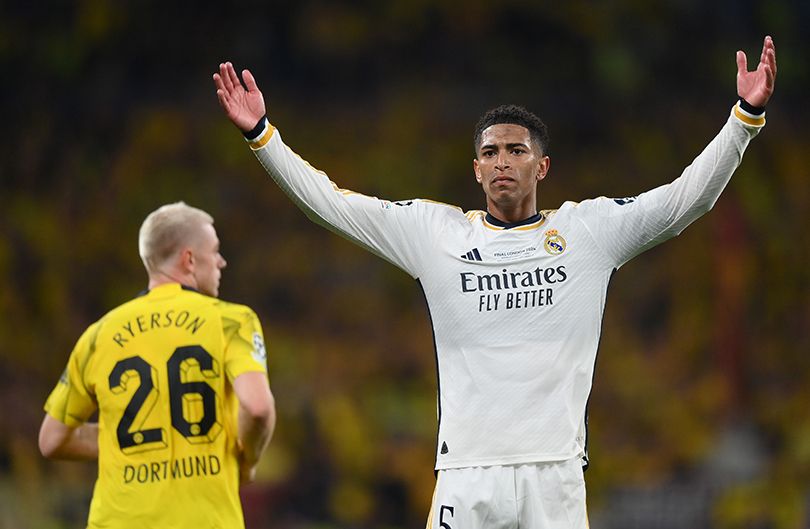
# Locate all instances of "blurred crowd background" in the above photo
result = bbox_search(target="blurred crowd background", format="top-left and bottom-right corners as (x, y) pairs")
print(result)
(1, 1), (808, 528)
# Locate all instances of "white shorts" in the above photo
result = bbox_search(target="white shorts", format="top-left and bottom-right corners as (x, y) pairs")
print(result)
(425, 459), (588, 529)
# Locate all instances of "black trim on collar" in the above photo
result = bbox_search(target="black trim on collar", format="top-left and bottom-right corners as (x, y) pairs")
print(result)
(485, 212), (543, 229)
(138, 284), (200, 297)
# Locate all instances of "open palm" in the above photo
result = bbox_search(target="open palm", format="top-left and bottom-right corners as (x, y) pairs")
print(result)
(737, 36), (777, 108)
(213, 62), (267, 132)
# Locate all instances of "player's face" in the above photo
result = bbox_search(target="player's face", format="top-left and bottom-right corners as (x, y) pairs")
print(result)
(191, 223), (227, 297)
(473, 124), (549, 218)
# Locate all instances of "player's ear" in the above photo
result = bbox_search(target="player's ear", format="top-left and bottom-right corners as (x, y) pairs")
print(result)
(179, 247), (195, 272)
(473, 158), (482, 184)
(536, 155), (550, 182)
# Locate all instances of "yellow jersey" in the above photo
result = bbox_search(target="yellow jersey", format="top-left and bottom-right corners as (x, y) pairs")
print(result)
(44, 283), (269, 529)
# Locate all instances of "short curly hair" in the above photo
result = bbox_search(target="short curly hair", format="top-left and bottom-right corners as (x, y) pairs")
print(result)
(473, 104), (549, 157)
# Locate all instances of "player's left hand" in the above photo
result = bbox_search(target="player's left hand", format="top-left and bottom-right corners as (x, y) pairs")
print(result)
(213, 62), (267, 133)
(736, 35), (777, 107)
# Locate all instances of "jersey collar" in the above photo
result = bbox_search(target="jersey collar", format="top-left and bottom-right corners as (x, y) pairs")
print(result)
(137, 283), (200, 297)
(484, 212), (544, 230)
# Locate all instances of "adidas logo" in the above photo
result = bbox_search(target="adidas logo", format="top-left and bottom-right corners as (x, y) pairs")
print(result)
(460, 248), (482, 261)
(441, 441), (449, 454)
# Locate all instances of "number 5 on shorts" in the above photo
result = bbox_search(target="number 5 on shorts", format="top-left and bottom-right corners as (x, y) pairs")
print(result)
(439, 505), (454, 529)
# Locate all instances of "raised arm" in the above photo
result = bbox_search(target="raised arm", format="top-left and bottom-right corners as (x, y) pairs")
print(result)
(211, 62), (446, 279)
(576, 36), (777, 268)
(737, 35), (777, 107)
(213, 62), (266, 133)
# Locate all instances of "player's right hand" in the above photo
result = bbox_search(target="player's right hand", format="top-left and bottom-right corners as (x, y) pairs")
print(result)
(736, 35), (777, 108)
(213, 62), (267, 133)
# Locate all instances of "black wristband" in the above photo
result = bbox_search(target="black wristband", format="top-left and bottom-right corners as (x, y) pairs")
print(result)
(243, 116), (268, 140)
(739, 98), (765, 116)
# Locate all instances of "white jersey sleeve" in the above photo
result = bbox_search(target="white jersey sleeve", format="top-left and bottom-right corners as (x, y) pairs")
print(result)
(573, 103), (765, 268)
(245, 120), (454, 278)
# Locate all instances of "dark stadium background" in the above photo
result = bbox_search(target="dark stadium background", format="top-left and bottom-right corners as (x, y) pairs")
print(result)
(1, 2), (808, 528)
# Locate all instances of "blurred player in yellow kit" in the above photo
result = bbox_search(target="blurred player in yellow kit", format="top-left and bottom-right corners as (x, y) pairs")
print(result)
(39, 202), (275, 529)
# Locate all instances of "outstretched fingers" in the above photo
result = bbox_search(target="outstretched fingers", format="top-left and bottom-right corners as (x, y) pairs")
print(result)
(760, 36), (777, 92)
(212, 72), (230, 109)
(764, 60), (775, 91)
(736, 50), (748, 77)
(215, 88), (231, 110)
(226, 62), (244, 95)
(218, 63), (236, 94)
(766, 37), (777, 77)
(212, 71), (227, 95)
(759, 37), (777, 71)
(212, 60), (266, 130)
(242, 69), (258, 93)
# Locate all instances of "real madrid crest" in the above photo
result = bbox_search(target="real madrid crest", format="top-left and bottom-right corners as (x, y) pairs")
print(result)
(543, 229), (566, 255)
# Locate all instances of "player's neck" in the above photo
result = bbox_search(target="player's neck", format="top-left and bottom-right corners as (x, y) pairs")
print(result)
(148, 271), (196, 292)
(486, 201), (538, 225)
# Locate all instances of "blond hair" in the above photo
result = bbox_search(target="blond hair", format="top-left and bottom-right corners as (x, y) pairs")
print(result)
(138, 202), (214, 274)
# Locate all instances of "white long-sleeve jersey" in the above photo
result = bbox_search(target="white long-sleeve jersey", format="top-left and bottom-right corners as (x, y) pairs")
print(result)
(245, 103), (764, 470)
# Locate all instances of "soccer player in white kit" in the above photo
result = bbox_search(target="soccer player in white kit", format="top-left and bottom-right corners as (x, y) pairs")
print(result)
(213, 36), (776, 528)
